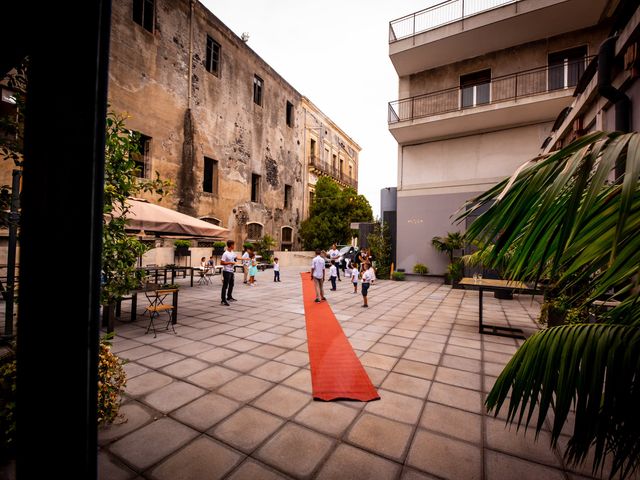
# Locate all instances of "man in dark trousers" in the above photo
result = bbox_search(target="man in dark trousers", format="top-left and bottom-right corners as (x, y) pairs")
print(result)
(220, 240), (238, 306)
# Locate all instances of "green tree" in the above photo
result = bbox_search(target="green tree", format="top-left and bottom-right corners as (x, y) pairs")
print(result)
(458, 131), (640, 479)
(300, 177), (373, 250)
(367, 220), (392, 278)
(102, 111), (172, 304)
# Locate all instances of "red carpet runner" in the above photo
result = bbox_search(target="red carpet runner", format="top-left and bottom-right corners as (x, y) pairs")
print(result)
(301, 273), (380, 401)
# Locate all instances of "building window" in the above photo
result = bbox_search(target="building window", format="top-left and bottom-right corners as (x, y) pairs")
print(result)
(133, 0), (154, 33)
(253, 75), (263, 106)
(284, 184), (292, 209)
(340, 159), (344, 174)
(548, 46), (588, 90)
(349, 165), (353, 178)
(247, 222), (263, 241)
(281, 226), (293, 250)
(251, 173), (261, 202)
(325, 148), (330, 162)
(332, 153), (337, 169)
(203, 157), (218, 194)
(286, 101), (294, 127)
(310, 138), (316, 158)
(205, 36), (221, 76)
(460, 69), (491, 108)
(130, 131), (151, 178)
(309, 190), (315, 205)
(201, 216), (221, 226)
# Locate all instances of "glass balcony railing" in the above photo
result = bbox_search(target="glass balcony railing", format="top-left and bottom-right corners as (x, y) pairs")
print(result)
(388, 58), (591, 124)
(389, 0), (519, 43)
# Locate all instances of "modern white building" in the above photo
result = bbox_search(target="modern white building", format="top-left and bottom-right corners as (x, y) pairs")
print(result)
(387, 0), (618, 274)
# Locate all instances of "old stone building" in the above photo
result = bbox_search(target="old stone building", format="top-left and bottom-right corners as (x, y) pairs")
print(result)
(106, 0), (359, 250)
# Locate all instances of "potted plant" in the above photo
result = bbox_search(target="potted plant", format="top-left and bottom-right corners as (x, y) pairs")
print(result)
(391, 271), (406, 281)
(174, 239), (191, 256)
(212, 241), (226, 256)
(447, 260), (464, 287)
(413, 263), (429, 275)
(432, 231), (464, 285)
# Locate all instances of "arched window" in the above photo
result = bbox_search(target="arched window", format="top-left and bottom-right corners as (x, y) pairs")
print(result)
(281, 226), (293, 251)
(247, 222), (263, 241)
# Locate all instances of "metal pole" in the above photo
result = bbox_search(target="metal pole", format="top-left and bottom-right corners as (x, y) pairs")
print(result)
(4, 169), (21, 337)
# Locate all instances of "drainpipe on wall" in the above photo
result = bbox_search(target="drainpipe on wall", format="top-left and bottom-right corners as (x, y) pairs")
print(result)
(598, 35), (631, 180)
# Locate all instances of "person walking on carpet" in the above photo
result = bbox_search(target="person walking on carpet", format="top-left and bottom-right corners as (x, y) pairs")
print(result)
(220, 240), (238, 306)
(311, 249), (326, 303)
(361, 262), (374, 308)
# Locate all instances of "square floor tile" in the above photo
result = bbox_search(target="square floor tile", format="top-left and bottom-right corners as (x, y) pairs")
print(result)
(381, 372), (431, 398)
(223, 353), (267, 373)
(407, 429), (481, 480)
(256, 423), (334, 479)
(316, 444), (401, 480)
(186, 365), (239, 390)
(428, 382), (482, 414)
(249, 361), (299, 383)
(161, 358), (209, 377)
(294, 401), (359, 436)
(150, 436), (242, 480)
(420, 402), (481, 443)
(212, 406), (284, 453)
(226, 459), (289, 480)
(346, 413), (412, 461)
(364, 390), (423, 424)
(217, 375), (274, 402)
(252, 385), (310, 418)
(392, 359), (436, 380)
(142, 381), (205, 413)
(171, 392), (240, 431)
(125, 372), (173, 397)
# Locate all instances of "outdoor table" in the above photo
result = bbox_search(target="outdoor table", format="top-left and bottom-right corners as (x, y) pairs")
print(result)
(138, 266), (195, 287)
(458, 278), (533, 339)
(114, 287), (179, 325)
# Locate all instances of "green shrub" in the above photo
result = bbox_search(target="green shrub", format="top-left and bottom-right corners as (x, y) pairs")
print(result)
(243, 242), (254, 250)
(174, 239), (190, 248)
(447, 260), (464, 283)
(391, 271), (406, 281)
(413, 263), (429, 275)
(213, 241), (226, 248)
(98, 336), (127, 425)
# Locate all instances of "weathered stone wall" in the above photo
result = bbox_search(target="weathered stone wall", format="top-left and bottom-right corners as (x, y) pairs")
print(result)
(108, 0), (306, 248)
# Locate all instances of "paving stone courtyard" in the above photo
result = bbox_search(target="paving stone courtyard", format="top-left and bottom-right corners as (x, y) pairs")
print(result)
(98, 266), (603, 480)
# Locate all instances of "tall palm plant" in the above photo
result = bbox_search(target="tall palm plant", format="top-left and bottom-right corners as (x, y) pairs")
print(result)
(431, 231), (464, 264)
(457, 131), (640, 479)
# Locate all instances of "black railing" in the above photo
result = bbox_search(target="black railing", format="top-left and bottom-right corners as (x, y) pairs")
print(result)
(389, 0), (519, 43)
(309, 156), (358, 190)
(388, 58), (591, 124)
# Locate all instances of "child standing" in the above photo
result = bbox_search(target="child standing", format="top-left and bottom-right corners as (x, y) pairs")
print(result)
(249, 252), (258, 286)
(273, 257), (280, 282)
(361, 262), (374, 307)
(329, 260), (338, 291)
(350, 265), (359, 293)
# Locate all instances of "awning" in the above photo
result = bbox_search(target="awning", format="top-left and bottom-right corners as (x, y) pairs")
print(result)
(116, 197), (229, 238)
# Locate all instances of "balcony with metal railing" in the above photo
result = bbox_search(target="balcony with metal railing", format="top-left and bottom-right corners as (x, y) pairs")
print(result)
(308, 155), (358, 190)
(388, 59), (590, 143)
(388, 0), (609, 76)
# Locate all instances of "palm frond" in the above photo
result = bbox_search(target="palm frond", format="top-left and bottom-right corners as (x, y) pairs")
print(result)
(487, 324), (640, 478)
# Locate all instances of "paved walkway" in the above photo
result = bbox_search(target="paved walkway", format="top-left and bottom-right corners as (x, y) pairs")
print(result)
(99, 267), (600, 480)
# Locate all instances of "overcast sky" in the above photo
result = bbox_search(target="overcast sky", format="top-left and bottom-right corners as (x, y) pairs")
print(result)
(200, 0), (437, 216)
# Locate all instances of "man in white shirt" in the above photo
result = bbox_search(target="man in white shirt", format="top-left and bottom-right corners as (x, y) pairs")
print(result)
(327, 243), (341, 281)
(310, 249), (327, 303)
(220, 240), (238, 306)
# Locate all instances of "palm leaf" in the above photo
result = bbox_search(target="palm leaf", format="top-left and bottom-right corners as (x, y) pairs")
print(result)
(487, 324), (640, 478)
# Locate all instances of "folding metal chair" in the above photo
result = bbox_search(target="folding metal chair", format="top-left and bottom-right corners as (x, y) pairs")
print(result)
(143, 286), (177, 337)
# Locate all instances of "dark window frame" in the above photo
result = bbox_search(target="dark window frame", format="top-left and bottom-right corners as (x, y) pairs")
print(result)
(203, 156), (218, 194)
(205, 35), (221, 76)
(133, 0), (155, 33)
(286, 101), (294, 127)
(251, 173), (261, 202)
(130, 131), (151, 179)
(284, 184), (292, 209)
(548, 45), (588, 91)
(460, 69), (491, 108)
(247, 222), (263, 241)
(253, 75), (263, 106)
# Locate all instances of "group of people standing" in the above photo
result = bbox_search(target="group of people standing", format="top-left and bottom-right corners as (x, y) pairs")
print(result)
(311, 245), (376, 308)
(218, 240), (281, 306)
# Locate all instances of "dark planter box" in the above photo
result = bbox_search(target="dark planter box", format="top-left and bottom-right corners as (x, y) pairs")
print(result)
(212, 246), (225, 256)
(175, 247), (190, 257)
(494, 290), (514, 300)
